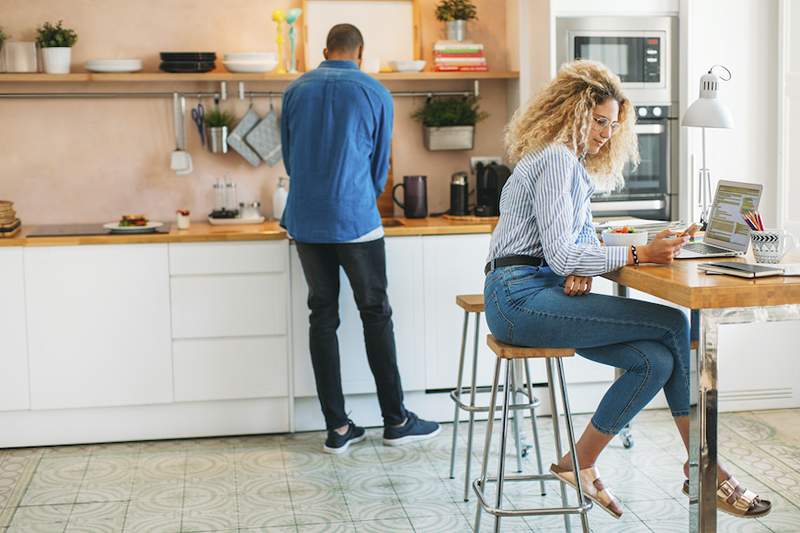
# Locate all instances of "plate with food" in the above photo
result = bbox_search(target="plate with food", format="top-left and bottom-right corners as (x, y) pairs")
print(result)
(104, 215), (163, 233)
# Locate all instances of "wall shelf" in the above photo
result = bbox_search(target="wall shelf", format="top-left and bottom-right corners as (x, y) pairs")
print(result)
(0, 70), (519, 83)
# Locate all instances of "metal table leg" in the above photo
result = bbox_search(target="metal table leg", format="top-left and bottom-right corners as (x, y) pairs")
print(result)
(689, 304), (800, 533)
(613, 283), (633, 449)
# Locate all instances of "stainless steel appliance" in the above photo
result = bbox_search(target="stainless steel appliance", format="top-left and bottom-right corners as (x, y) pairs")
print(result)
(556, 16), (679, 220)
(449, 171), (470, 216)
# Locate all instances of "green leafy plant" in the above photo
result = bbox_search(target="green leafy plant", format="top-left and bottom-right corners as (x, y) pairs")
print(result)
(435, 0), (478, 22)
(412, 96), (487, 127)
(36, 20), (78, 48)
(0, 27), (9, 47)
(204, 107), (236, 129)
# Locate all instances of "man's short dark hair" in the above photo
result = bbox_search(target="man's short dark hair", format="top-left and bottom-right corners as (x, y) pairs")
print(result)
(326, 24), (364, 53)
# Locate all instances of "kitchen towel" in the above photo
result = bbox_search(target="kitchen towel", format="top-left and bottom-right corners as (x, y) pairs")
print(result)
(228, 108), (262, 167)
(245, 108), (282, 167)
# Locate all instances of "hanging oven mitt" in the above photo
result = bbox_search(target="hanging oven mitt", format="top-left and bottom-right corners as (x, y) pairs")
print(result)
(245, 100), (282, 167)
(228, 107), (262, 167)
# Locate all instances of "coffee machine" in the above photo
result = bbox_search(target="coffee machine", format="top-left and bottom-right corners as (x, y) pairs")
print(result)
(475, 162), (511, 217)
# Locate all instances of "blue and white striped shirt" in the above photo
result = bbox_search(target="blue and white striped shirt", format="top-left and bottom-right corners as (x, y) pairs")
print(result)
(487, 144), (628, 277)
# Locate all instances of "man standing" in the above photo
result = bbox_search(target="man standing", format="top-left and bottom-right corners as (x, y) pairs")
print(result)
(280, 24), (440, 453)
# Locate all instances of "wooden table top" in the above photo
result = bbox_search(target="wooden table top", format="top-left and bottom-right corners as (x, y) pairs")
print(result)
(602, 251), (800, 309)
(0, 217), (495, 248)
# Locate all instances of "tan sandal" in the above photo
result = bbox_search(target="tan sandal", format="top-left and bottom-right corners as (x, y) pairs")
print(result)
(550, 463), (623, 519)
(681, 476), (771, 518)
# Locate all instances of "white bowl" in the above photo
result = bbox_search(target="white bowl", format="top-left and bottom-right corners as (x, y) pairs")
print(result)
(223, 60), (278, 73)
(85, 59), (143, 72)
(601, 229), (649, 247)
(390, 60), (426, 72)
(224, 52), (277, 62)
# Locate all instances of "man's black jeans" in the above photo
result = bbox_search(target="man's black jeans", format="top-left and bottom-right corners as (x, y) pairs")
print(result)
(295, 238), (407, 431)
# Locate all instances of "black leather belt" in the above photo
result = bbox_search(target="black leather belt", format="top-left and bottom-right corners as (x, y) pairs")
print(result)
(485, 255), (547, 275)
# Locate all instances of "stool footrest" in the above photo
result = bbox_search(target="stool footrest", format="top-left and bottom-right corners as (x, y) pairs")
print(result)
(473, 479), (592, 518)
(449, 388), (541, 413)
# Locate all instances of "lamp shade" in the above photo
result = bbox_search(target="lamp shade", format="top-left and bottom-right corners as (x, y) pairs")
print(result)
(681, 71), (734, 129)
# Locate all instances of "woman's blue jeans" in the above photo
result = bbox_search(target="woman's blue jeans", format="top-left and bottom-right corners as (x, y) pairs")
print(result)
(484, 265), (690, 436)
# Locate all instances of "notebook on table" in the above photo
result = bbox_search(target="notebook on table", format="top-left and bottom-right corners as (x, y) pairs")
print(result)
(697, 262), (784, 278)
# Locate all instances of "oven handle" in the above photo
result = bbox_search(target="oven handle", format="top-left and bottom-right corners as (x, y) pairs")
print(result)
(634, 123), (666, 135)
(591, 199), (666, 212)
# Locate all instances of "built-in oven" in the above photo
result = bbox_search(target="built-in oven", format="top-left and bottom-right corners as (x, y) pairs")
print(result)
(591, 105), (677, 220)
(556, 16), (679, 220)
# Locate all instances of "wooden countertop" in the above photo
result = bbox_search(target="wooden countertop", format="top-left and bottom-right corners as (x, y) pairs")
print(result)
(603, 251), (800, 309)
(0, 217), (495, 247)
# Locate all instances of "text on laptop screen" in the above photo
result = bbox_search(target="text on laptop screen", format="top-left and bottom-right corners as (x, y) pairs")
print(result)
(705, 184), (762, 249)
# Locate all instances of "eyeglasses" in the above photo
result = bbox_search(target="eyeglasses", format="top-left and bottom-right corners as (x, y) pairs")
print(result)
(592, 115), (621, 134)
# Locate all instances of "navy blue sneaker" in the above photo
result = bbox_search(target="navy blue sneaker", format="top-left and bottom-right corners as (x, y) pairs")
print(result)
(323, 421), (366, 454)
(383, 411), (441, 446)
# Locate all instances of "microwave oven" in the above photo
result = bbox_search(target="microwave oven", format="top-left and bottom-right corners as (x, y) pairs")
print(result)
(555, 16), (677, 105)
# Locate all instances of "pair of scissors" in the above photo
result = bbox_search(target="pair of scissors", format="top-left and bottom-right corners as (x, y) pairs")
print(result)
(191, 102), (205, 146)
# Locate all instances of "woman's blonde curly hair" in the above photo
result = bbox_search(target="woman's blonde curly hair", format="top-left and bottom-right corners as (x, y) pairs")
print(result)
(505, 60), (639, 191)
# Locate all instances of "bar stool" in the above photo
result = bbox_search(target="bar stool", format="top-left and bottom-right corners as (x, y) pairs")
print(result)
(449, 295), (547, 502)
(474, 335), (591, 533)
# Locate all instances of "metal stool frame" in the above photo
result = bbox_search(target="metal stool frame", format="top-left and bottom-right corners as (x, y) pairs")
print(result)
(448, 308), (547, 501)
(473, 351), (591, 533)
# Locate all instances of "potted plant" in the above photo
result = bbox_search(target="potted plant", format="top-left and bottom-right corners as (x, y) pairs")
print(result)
(412, 96), (487, 151)
(435, 0), (478, 42)
(36, 20), (78, 74)
(204, 107), (235, 154)
(0, 27), (8, 73)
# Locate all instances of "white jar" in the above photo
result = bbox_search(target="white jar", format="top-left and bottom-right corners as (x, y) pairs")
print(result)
(176, 211), (191, 230)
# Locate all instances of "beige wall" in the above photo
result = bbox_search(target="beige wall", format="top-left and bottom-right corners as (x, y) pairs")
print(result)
(0, 0), (509, 224)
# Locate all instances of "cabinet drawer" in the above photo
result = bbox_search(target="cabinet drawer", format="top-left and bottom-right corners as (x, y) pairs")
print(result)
(169, 241), (287, 275)
(171, 274), (287, 338)
(173, 337), (288, 401)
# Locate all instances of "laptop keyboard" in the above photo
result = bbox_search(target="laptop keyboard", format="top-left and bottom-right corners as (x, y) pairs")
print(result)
(682, 242), (731, 254)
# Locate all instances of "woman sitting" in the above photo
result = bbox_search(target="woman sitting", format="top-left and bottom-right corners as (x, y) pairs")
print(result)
(483, 59), (770, 520)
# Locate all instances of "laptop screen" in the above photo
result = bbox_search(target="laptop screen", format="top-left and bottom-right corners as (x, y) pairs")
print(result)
(704, 181), (763, 251)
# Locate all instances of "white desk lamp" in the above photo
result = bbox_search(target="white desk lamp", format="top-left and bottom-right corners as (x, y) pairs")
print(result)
(681, 65), (734, 229)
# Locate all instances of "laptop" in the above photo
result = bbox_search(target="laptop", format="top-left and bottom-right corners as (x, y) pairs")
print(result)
(676, 179), (763, 259)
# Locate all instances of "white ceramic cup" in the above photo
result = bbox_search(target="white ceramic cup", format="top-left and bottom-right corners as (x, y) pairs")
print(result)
(751, 229), (796, 263)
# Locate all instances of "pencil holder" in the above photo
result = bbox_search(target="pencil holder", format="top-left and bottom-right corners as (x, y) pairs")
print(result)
(751, 230), (796, 263)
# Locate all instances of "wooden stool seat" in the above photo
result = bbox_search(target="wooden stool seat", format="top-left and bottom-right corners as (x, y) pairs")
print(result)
(487, 335), (575, 359)
(456, 294), (484, 312)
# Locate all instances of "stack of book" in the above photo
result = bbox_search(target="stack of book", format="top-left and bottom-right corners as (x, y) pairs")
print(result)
(434, 41), (488, 72)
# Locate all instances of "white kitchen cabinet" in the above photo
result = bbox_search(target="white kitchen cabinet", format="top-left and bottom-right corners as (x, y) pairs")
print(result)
(292, 237), (426, 397)
(169, 241), (287, 275)
(173, 337), (288, 402)
(24, 244), (173, 410)
(170, 275), (287, 339)
(0, 247), (30, 412)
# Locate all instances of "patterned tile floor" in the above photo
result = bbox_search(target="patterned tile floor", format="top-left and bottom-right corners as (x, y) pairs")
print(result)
(1, 409), (799, 532)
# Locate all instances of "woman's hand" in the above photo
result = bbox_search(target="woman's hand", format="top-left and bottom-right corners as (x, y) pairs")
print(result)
(636, 229), (689, 264)
(563, 275), (592, 296)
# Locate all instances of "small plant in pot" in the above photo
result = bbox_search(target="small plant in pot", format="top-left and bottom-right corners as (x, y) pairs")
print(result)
(412, 96), (487, 151)
(36, 20), (78, 74)
(204, 107), (235, 154)
(435, 0), (477, 42)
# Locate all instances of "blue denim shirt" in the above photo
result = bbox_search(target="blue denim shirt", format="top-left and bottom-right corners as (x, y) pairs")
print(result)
(280, 60), (394, 243)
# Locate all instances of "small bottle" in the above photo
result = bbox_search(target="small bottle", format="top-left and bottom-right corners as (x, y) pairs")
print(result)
(273, 177), (289, 221)
(213, 179), (225, 214)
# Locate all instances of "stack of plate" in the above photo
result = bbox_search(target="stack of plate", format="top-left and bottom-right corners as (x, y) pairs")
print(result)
(223, 52), (278, 73)
(86, 59), (143, 73)
(0, 201), (20, 238)
(160, 52), (216, 73)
